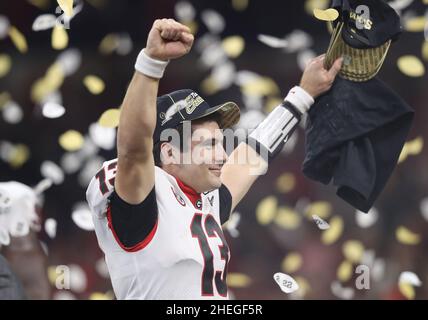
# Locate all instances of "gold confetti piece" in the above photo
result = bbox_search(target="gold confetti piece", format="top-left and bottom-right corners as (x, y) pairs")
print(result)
(226, 273), (252, 288)
(404, 16), (427, 32)
(281, 252), (303, 273)
(274, 206), (301, 229)
(99, 33), (119, 55)
(397, 55), (425, 77)
(83, 75), (105, 95)
(59, 130), (84, 151)
(52, 25), (69, 50)
(57, 0), (74, 18)
(98, 108), (120, 128)
(337, 260), (353, 282)
(0, 54), (11, 77)
(9, 144), (30, 168)
(31, 63), (65, 103)
(399, 282), (415, 300)
(0, 92), (11, 108)
(201, 76), (220, 95)
(27, 0), (50, 9)
(305, 201), (332, 219)
(313, 8), (339, 22)
(305, 0), (329, 15)
(241, 77), (280, 97)
(294, 276), (311, 298)
(47, 266), (58, 285)
(398, 137), (424, 163)
(321, 215), (343, 245)
(222, 36), (245, 58)
(232, 0), (249, 11)
(183, 21), (198, 35)
(8, 26), (28, 53)
(342, 240), (364, 264)
(396, 226), (421, 245)
(275, 173), (296, 193)
(89, 292), (114, 300)
(422, 41), (428, 62)
(424, 0), (428, 4)
(264, 97), (282, 113)
(256, 196), (277, 225)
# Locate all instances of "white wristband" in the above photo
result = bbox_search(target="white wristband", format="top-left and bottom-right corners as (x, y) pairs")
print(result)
(284, 86), (314, 114)
(135, 49), (169, 79)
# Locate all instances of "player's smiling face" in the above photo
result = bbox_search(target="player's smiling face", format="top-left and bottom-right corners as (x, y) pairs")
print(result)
(168, 119), (227, 193)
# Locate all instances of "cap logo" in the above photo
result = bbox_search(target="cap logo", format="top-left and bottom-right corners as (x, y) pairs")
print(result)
(349, 9), (372, 30)
(185, 92), (204, 114)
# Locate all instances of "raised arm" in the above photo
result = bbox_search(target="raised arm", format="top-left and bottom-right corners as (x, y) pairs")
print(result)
(115, 19), (194, 204)
(221, 55), (343, 212)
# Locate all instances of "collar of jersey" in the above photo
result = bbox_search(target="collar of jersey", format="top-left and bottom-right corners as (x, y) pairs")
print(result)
(174, 177), (202, 209)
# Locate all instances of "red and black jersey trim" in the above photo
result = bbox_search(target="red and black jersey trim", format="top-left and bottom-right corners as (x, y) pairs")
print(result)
(106, 188), (158, 252)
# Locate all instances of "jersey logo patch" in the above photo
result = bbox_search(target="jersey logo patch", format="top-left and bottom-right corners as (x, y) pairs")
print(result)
(171, 187), (186, 207)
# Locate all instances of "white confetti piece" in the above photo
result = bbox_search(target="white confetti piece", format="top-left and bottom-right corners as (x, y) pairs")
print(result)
(33, 178), (53, 196)
(44, 218), (57, 238)
(116, 33), (133, 56)
(0, 227), (10, 246)
(297, 49), (317, 71)
(42, 102), (65, 118)
(89, 123), (116, 150)
(69, 264), (87, 293)
(41, 161), (65, 185)
(420, 197), (428, 222)
(283, 30), (313, 53)
(273, 272), (299, 294)
(2, 101), (23, 124)
(312, 214), (330, 230)
(399, 271), (422, 287)
(32, 14), (57, 31)
(201, 9), (225, 34)
(257, 34), (288, 48)
(72, 202), (94, 231)
(175, 1), (196, 22)
(0, 15), (10, 39)
(95, 258), (110, 279)
(331, 281), (355, 300)
(355, 207), (378, 228)
(56, 48), (82, 76)
(224, 211), (241, 238)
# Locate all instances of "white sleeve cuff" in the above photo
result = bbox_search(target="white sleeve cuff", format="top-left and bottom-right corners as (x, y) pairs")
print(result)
(135, 49), (170, 79)
(284, 86), (315, 114)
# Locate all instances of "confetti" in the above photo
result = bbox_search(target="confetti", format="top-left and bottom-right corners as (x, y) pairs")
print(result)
(72, 202), (94, 231)
(241, 77), (280, 97)
(304, 0), (329, 16)
(273, 272), (299, 294)
(399, 271), (422, 287)
(275, 173), (296, 193)
(57, 0), (74, 18)
(420, 197), (428, 222)
(44, 218), (57, 238)
(396, 226), (421, 245)
(41, 161), (65, 185)
(404, 16), (426, 32)
(297, 49), (317, 71)
(88, 123), (116, 150)
(257, 34), (288, 49)
(0, 15), (10, 39)
(201, 10), (225, 34)
(290, 276), (311, 299)
(69, 264), (87, 293)
(275, 207), (301, 229)
(399, 282), (415, 300)
(321, 216), (343, 245)
(256, 196), (277, 225)
(56, 48), (82, 76)
(224, 211), (241, 238)
(27, 0), (50, 9)
(2, 101), (23, 124)
(232, 0), (249, 11)
(0, 227), (11, 246)
(283, 30), (313, 53)
(89, 292), (114, 300)
(388, 0), (415, 12)
(59, 130), (84, 151)
(227, 273), (252, 288)
(32, 14), (57, 31)
(312, 214), (330, 230)
(84, 75), (105, 95)
(397, 55), (425, 77)
(5, 144), (30, 168)
(423, 41), (428, 61)
(0, 54), (11, 77)
(281, 252), (302, 273)
(52, 25), (69, 50)
(337, 260), (353, 282)
(33, 178), (53, 195)
(355, 207), (378, 228)
(331, 280), (355, 300)
(399, 136), (424, 163)
(42, 102), (66, 119)
(8, 26), (28, 53)
(305, 201), (332, 219)
(98, 108), (120, 128)
(174, 1), (196, 22)
(313, 8), (339, 22)
(95, 258), (110, 279)
(342, 240), (364, 264)
(222, 36), (245, 58)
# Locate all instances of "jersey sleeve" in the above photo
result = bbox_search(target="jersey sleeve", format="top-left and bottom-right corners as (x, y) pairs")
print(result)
(86, 159), (158, 252)
(218, 184), (233, 225)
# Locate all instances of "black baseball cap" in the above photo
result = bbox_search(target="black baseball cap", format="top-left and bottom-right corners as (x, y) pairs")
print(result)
(325, 0), (402, 82)
(153, 89), (240, 144)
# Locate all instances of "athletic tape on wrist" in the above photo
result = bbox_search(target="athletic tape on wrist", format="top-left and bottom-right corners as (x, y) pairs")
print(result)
(135, 49), (169, 79)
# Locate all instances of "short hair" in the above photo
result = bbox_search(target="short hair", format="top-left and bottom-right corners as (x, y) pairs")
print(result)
(153, 113), (222, 167)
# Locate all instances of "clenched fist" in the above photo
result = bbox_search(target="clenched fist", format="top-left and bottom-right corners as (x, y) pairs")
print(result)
(299, 55), (343, 99)
(145, 18), (194, 61)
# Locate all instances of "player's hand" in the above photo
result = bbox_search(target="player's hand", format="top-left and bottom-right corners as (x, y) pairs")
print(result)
(299, 54), (343, 99)
(145, 18), (194, 61)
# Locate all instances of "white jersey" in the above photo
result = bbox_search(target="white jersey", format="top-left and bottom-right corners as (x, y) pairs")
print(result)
(86, 159), (231, 300)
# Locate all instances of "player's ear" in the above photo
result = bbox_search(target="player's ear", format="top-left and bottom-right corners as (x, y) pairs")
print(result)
(160, 142), (180, 165)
